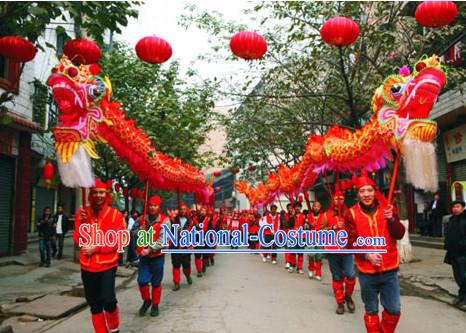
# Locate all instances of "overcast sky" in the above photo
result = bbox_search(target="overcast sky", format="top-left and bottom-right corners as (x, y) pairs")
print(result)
(117, 0), (264, 108)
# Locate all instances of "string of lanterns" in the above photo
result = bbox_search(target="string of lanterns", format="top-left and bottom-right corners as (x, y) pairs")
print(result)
(2, 0), (459, 200)
(0, 1), (458, 67)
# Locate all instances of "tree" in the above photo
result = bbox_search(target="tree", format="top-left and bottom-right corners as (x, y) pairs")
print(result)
(95, 43), (218, 209)
(0, 1), (140, 109)
(182, 2), (466, 184)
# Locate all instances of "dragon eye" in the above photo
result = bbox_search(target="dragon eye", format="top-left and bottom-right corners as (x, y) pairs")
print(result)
(88, 86), (102, 99)
(390, 83), (404, 99)
(68, 67), (78, 77)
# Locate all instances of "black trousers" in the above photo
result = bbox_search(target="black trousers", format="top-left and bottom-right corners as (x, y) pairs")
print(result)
(53, 234), (65, 258)
(431, 215), (443, 237)
(81, 267), (117, 314)
(451, 256), (466, 299)
(194, 245), (209, 260)
(171, 253), (191, 269)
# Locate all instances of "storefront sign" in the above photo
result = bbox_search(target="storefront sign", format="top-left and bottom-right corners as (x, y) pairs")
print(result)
(444, 123), (466, 163)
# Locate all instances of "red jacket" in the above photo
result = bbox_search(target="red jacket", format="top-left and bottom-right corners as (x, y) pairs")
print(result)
(322, 207), (347, 251)
(74, 205), (125, 273)
(262, 214), (280, 235)
(170, 215), (193, 249)
(307, 212), (324, 231)
(249, 217), (260, 234)
(136, 213), (169, 258)
(345, 202), (405, 274)
(194, 215), (211, 232)
(294, 213), (306, 230)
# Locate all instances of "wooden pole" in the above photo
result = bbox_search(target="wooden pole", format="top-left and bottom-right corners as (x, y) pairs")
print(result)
(388, 150), (401, 204)
(143, 180), (150, 219)
(176, 188), (181, 207)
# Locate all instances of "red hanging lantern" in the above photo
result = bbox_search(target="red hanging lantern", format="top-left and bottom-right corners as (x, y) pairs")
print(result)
(320, 17), (360, 46)
(123, 187), (128, 197)
(230, 31), (267, 60)
(135, 36), (172, 64)
(231, 168), (239, 175)
(248, 164), (256, 172)
(63, 39), (101, 65)
(298, 195), (303, 203)
(0, 36), (37, 62)
(114, 183), (121, 192)
(42, 162), (54, 183)
(303, 191), (309, 200)
(415, 1), (458, 28)
(213, 170), (221, 177)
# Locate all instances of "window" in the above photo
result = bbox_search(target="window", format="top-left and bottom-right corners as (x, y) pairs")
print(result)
(56, 33), (66, 57)
(0, 56), (20, 94)
(48, 101), (59, 129)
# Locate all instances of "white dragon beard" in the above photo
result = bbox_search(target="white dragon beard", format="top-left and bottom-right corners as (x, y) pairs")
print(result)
(402, 138), (438, 193)
(57, 145), (95, 188)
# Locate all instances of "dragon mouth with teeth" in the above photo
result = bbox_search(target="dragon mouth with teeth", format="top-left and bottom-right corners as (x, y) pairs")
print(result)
(49, 76), (86, 121)
(47, 58), (107, 164)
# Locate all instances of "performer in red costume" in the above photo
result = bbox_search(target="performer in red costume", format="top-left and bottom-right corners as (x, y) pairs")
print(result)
(193, 207), (211, 275)
(345, 175), (405, 333)
(281, 203), (295, 269)
(249, 209), (261, 250)
(74, 179), (125, 333)
(260, 204), (281, 264)
(136, 196), (170, 317)
(306, 201), (324, 280)
(321, 190), (357, 315)
(292, 202), (306, 274)
(206, 208), (219, 266)
(170, 203), (193, 291)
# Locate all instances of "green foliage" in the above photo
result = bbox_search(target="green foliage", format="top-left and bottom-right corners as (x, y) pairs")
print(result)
(32, 79), (48, 128)
(182, 1), (466, 183)
(0, 1), (141, 110)
(0, 1), (140, 46)
(94, 43), (218, 199)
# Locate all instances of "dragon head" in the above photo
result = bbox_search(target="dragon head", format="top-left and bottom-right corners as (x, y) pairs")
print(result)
(47, 56), (112, 162)
(372, 55), (447, 143)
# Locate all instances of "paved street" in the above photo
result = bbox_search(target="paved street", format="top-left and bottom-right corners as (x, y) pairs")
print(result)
(1, 239), (466, 333)
(42, 254), (466, 332)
